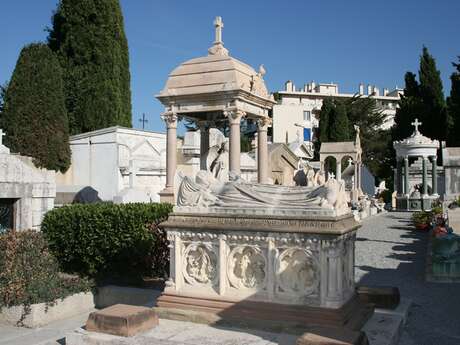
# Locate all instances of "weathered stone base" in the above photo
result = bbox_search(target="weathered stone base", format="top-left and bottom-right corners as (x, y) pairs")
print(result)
(356, 286), (400, 309)
(155, 293), (373, 334)
(86, 304), (158, 337)
(159, 187), (174, 203)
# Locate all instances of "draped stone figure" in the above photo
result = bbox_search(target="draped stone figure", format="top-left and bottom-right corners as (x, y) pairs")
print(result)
(176, 171), (349, 216)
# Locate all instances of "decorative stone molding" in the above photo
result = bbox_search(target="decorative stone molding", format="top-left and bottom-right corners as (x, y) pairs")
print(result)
(223, 109), (246, 125)
(161, 112), (178, 129)
(256, 117), (272, 131)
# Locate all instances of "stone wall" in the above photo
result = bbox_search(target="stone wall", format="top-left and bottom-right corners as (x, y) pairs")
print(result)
(0, 152), (55, 230)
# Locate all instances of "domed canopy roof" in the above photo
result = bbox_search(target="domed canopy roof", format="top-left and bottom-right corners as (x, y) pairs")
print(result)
(393, 118), (440, 157)
(156, 17), (274, 119)
(158, 54), (270, 100)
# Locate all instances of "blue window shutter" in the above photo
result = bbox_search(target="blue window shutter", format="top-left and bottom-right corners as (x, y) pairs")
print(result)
(303, 128), (311, 141)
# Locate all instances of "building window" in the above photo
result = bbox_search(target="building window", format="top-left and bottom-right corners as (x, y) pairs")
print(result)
(303, 110), (311, 121)
(303, 128), (311, 141)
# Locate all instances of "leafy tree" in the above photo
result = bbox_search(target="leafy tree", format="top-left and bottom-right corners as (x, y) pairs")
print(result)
(447, 57), (460, 146)
(317, 95), (392, 183)
(48, 0), (132, 134)
(418, 46), (449, 140)
(0, 43), (70, 172)
(329, 101), (350, 142)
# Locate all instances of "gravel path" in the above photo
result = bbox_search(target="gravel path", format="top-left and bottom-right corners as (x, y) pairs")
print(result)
(356, 212), (460, 345)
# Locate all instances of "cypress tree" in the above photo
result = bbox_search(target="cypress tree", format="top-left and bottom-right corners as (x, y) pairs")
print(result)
(447, 57), (460, 146)
(393, 72), (421, 140)
(48, 0), (132, 134)
(329, 101), (350, 142)
(318, 98), (333, 143)
(0, 43), (70, 172)
(418, 46), (448, 140)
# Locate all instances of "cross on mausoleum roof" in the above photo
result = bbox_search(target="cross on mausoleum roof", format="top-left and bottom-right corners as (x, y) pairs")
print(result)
(411, 118), (422, 134)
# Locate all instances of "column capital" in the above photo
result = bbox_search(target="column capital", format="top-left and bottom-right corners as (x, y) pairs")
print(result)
(224, 109), (246, 125)
(161, 112), (178, 129)
(256, 117), (272, 131)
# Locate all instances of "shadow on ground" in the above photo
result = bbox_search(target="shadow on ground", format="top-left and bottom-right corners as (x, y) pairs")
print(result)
(355, 212), (460, 345)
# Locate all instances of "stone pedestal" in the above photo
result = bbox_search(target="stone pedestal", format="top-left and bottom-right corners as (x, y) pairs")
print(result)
(156, 211), (371, 332)
(86, 304), (158, 337)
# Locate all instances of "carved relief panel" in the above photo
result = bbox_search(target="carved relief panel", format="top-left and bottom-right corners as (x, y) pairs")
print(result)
(275, 247), (319, 297)
(182, 243), (218, 286)
(227, 245), (267, 290)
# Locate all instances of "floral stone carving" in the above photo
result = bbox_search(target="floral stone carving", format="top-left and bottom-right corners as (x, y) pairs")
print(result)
(228, 246), (266, 289)
(276, 248), (318, 296)
(183, 243), (217, 285)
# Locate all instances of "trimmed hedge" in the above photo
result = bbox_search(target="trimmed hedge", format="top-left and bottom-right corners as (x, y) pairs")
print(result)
(41, 203), (172, 278)
(0, 230), (93, 309)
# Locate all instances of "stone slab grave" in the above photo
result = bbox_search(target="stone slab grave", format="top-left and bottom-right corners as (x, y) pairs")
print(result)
(86, 304), (158, 337)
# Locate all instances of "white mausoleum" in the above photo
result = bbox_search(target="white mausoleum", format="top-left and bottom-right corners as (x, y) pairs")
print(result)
(56, 126), (167, 203)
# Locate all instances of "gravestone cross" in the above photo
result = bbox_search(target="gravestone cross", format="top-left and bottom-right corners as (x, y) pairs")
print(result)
(139, 113), (148, 129)
(411, 118), (422, 134)
(214, 16), (223, 44)
(0, 129), (5, 146)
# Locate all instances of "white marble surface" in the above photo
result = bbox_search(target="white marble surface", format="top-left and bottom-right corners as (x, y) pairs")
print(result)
(0, 140), (55, 230)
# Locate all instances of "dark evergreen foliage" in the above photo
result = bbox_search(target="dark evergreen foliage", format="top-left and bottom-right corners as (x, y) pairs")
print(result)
(392, 72), (422, 141)
(0, 43), (71, 172)
(447, 57), (460, 146)
(48, 0), (132, 134)
(418, 47), (449, 140)
(329, 102), (350, 142)
(318, 98), (333, 143)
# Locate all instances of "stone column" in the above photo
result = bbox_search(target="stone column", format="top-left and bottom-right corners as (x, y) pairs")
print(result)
(336, 160), (342, 181)
(396, 159), (402, 195)
(218, 235), (227, 296)
(224, 109), (245, 175)
(404, 157), (409, 196)
(198, 121), (210, 171)
(422, 156), (428, 196)
(257, 117), (271, 183)
(353, 161), (358, 190)
(431, 156), (438, 196)
(160, 112), (178, 202)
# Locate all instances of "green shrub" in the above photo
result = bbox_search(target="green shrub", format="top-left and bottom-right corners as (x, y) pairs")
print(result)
(0, 230), (93, 310)
(41, 203), (172, 278)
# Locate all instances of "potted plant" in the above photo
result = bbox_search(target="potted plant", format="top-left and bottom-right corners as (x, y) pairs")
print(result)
(412, 211), (431, 231)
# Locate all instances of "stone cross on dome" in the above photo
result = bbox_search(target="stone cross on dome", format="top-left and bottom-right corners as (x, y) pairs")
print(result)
(214, 16), (223, 44)
(411, 118), (422, 134)
(208, 16), (229, 56)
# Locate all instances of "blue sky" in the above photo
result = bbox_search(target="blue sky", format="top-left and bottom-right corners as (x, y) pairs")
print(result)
(1, 0), (459, 133)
